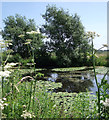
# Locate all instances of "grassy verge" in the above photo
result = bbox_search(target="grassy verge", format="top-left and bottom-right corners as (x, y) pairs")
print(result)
(1, 68), (99, 119)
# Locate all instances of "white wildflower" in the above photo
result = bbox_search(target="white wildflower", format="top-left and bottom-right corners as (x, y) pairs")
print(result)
(53, 104), (56, 108)
(101, 98), (109, 107)
(24, 42), (31, 45)
(0, 71), (11, 77)
(26, 39), (32, 42)
(8, 43), (12, 45)
(1, 106), (4, 110)
(3, 103), (8, 106)
(4, 65), (11, 69)
(18, 34), (25, 38)
(0, 100), (4, 104)
(37, 29), (40, 34)
(23, 105), (26, 108)
(0, 99), (3, 103)
(8, 63), (18, 66)
(26, 30), (40, 35)
(21, 110), (35, 118)
(4, 63), (18, 69)
(2, 98), (6, 101)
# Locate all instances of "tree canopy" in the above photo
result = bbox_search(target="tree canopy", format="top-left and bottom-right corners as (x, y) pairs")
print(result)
(41, 5), (91, 66)
(2, 14), (43, 58)
(2, 6), (92, 67)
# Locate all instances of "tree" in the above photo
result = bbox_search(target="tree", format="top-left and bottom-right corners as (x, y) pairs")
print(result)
(2, 14), (43, 58)
(41, 5), (91, 67)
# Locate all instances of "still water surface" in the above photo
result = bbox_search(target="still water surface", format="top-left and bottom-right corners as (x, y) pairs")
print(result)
(42, 69), (109, 95)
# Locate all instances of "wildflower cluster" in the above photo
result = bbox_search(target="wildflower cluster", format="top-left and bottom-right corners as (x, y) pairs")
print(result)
(0, 70), (11, 77)
(0, 98), (8, 110)
(24, 39), (32, 45)
(21, 110), (35, 119)
(0, 40), (12, 48)
(101, 98), (109, 108)
(4, 63), (18, 69)
(86, 31), (100, 40)
(0, 63), (18, 77)
(26, 30), (40, 35)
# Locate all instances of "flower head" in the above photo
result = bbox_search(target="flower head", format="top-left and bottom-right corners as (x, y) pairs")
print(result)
(24, 42), (31, 45)
(4, 63), (18, 69)
(26, 30), (40, 35)
(18, 34), (25, 38)
(21, 110), (35, 119)
(0, 71), (11, 77)
(2, 98), (6, 101)
(86, 31), (100, 39)
(101, 98), (109, 107)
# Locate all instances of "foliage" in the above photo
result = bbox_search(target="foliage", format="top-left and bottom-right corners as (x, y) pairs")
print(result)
(95, 51), (108, 66)
(1, 69), (63, 118)
(86, 31), (109, 119)
(1, 5), (109, 119)
(2, 14), (43, 58)
(7, 53), (22, 63)
(19, 57), (33, 68)
(41, 5), (91, 67)
(1, 68), (99, 119)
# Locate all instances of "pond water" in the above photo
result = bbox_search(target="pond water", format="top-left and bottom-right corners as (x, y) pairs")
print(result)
(41, 68), (109, 95)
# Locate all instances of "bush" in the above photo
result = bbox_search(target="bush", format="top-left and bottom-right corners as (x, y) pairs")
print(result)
(56, 55), (71, 68)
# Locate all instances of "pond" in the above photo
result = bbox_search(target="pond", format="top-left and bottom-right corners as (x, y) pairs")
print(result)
(39, 67), (109, 95)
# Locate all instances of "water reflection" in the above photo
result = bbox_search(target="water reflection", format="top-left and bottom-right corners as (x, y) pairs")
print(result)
(90, 74), (109, 95)
(45, 70), (109, 95)
(48, 73), (58, 82)
(46, 71), (93, 93)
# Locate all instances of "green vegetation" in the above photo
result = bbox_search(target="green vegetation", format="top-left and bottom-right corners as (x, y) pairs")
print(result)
(41, 5), (91, 67)
(95, 50), (109, 66)
(2, 14), (44, 58)
(0, 4), (109, 119)
(1, 68), (98, 118)
(86, 31), (109, 119)
(52, 66), (86, 72)
(2, 5), (92, 68)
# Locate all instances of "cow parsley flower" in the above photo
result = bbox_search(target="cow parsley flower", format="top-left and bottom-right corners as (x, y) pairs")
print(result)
(21, 110), (35, 119)
(18, 34), (25, 38)
(26, 30), (40, 35)
(4, 63), (18, 69)
(0, 71), (11, 77)
(103, 98), (109, 107)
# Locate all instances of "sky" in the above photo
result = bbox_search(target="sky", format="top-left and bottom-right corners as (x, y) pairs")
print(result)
(1, 1), (108, 50)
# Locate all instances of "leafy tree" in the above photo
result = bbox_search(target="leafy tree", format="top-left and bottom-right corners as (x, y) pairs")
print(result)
(41, 5), (91, 67)
(2, 14), (43, 58)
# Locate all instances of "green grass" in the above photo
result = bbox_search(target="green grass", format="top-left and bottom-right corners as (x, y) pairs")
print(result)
(1, 67), (99, 119)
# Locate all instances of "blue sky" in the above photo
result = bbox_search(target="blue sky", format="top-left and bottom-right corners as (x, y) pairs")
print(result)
(1, 2), (107, 50)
